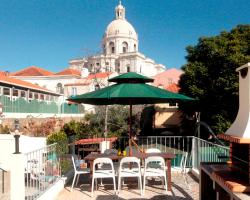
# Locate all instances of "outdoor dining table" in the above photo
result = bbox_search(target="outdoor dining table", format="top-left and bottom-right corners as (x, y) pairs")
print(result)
(84, 152), (175, 191)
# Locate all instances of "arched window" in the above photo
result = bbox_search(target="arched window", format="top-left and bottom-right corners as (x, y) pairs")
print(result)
(56, 83), (64, 94)
(103, 44), (106, 54)
(127, 65), (130, 72)
(109, 42), (115, 54)
(134, 44), (137, 51)
(122, 42), (128, 53)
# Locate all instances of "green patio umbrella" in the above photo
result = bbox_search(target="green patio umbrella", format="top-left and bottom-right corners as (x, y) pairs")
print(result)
(68, 72), (194, 154)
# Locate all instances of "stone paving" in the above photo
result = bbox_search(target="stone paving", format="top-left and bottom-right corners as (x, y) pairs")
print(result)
(56, 172), (199, 200)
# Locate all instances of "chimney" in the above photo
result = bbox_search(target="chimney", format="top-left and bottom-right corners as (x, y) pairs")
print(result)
(225, 62), (250, 138)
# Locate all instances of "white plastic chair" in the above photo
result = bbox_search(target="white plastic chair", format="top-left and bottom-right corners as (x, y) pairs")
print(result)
(172, 152), (188, 173)
(71, 155), (90, 192)
(103, 149), (119, 171)
(91, 157), (116, 197)
(99, 149), (119, 185)
(117, 157), (142, 196)
(143, 156), (167, 194)
(145, 148), (161, 153)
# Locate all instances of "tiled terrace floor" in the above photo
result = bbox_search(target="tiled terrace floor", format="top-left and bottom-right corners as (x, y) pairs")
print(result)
(56, 172), (199, 200)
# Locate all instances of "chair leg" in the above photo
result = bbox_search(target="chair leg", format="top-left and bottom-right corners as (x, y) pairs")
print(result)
(71, 173), (76, 192)
(95, 178), (98, 190)
(143, 175), (146, 194)
(164, 175), (167, 192)
(91, 178), (95, 197)
(139, 176), (142, 196)
(113, 176), (116, 195)
(76, 174), (80, 186)
(118, 175), (121, 194)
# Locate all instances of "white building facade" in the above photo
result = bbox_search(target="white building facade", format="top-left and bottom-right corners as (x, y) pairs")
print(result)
(69, 2), (165, 77)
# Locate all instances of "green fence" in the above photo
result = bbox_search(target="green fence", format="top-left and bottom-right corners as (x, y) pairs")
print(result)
(0, 95), (83, 114)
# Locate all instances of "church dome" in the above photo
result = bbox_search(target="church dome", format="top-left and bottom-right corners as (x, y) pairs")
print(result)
(102, 1), (139, 55)
(105, 19), (137, 40)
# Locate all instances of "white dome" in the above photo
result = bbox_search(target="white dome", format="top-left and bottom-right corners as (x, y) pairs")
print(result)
(105, 19), (137, 40)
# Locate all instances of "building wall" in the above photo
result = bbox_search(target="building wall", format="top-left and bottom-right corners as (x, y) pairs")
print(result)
(11, 76), (80, 94)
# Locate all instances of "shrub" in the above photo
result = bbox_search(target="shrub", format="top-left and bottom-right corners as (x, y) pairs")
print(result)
(60, 159), (72, 175)
(47, 131), (68, 156)
(0, 125), (10, 134)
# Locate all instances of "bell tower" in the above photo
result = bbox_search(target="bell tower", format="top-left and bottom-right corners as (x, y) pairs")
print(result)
(115, 0), (125, 20)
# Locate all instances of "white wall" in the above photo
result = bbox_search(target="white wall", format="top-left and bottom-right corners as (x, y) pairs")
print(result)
(0, 135), (46, 170)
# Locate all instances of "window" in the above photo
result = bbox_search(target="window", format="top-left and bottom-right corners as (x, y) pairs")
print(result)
(103, 45), (106, 54)
(109, 42), (115, 54)
(56, 83), (64, 94)
(46, 95), (50, 101)
(29, 92), (33, 99)
(71, 87), (77, 96)
(105, 62), (109, 66)
(40, 94), (44, 100)
(134, 44), (137, 51)
(34, 93), (39, 99)
(3, 88), (10, 95)
(96, 63), (100, 66)
(20, 91), (26, 98)
(12, 89), (18, 97)
(122, 42), (128, 53)
(127, 65), (130, 72)
(95, 84), (100, 91)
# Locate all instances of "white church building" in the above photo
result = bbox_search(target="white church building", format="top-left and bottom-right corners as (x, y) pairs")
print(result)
(10, 1), (167, 98)
(69, 1), (165, 77)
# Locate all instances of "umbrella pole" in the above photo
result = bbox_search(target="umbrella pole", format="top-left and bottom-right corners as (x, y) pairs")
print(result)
(129, 104), (132, 156)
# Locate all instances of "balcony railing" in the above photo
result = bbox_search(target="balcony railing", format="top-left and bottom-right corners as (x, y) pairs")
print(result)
(24, 144), (60, 200)
(0, 95), (84, 114)
(115, 136), (229, 170)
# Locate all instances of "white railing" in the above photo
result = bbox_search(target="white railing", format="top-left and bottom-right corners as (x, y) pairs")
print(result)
(115, 136), (229, 170)
(191, 137), (229, 170)
(24, 144), (61, 200)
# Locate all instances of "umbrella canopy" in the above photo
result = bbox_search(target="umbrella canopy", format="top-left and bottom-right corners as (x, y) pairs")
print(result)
(69, 82), (193, 105)
(68, 72), (194, 155)
(108, 72), (153, 83)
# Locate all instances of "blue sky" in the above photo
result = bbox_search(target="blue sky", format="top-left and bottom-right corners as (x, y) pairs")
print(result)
(0, 0), (249, 73)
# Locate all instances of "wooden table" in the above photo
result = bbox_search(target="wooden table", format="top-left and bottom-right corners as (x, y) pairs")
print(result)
(84, 152), (175, 191)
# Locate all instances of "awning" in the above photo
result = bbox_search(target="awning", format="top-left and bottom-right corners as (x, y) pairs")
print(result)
(75, 137), (117, 145)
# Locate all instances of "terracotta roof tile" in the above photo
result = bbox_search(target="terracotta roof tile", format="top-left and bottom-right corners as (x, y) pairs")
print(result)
(0, 75), (57, 94)
(0, 71), (7, 76)
(165, 83), (180, 93)
(11, 66), (54, 76)
(55, 68), (81, 76)
(153, 68), (183, 88)
(75, 137), (117, 145)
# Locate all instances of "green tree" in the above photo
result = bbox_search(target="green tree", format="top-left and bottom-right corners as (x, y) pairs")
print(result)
(179, 25), (250, 134)
(83, 105), (142, 137)
(47, 131), (68, 156)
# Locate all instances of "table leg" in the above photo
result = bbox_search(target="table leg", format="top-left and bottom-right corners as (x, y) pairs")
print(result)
(166, 159), (171, 191)
(89, 160), (94, 191)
